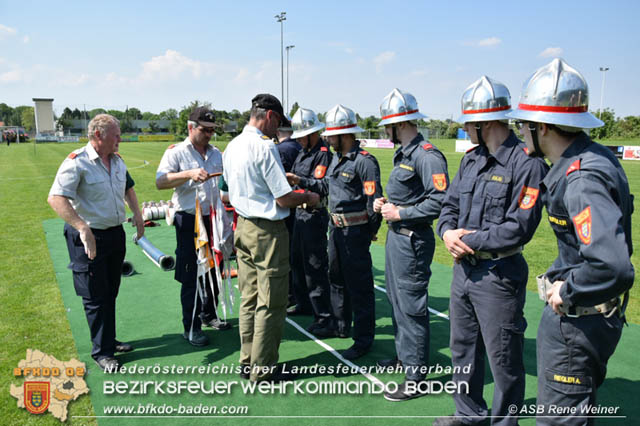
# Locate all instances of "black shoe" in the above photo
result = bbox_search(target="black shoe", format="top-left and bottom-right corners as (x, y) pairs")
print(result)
(306, 322), (322, 333)
(202, 318), (232, 330)
(287, 305), (312, 316)
(342, 344), (370, 360)
(95, 357), (119, 372)
(376, 357), (402, 368)
(239, 364), (251, 380)
(432, 415), (469, 426)
(383, 380), (428, 402)
(182, 330), (209, 346)
(311, 325), (339, 338)
(115, 340), (133, 353)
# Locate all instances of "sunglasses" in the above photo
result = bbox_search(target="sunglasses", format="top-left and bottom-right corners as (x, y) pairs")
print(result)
(514, 120), (537, 131)
(198, 126), (215, 134)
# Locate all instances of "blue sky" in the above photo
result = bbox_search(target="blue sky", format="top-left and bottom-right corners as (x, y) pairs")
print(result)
(1, 0), (638, 120)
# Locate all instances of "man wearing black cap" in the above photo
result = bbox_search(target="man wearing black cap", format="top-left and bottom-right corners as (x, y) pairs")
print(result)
(223, 94), (319, 382)
(156, 106), (230, 347)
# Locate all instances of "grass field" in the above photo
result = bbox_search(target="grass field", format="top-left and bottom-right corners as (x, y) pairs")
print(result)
(1, 137), (639, 424)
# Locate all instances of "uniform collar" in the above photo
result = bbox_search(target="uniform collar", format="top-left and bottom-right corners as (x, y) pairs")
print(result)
(490, 131), (519, 167)
(339, 143), (359, 161)
(243, 125), (264, 137)
(185, 136), (214, 155)
(398, 133), (424, 158)
(85, 141), (100, 161)
(542, 132), (591, 190)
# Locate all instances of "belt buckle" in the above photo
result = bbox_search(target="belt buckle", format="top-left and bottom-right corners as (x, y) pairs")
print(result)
(565, 306), (580, 318)
(334, 215), (344, 227)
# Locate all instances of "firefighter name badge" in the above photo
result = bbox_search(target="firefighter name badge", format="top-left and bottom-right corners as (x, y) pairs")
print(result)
(363, 181), (376, 196)
(24, 382), (50, 415)
(572, 206), (592, 245)
(432, 173), (447, 191)
(518, 186), (539, 210)
(314, 165), (327, 178)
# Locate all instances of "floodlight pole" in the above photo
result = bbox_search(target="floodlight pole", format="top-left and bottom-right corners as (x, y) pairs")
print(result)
(274, 12), (286, 105)
(286, 45), (295, 113)
(599, 67), (609, 119)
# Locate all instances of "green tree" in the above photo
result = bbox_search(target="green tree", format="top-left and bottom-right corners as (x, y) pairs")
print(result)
(591, 108), (615, 140)
(289, 102), (299, 118)
(107, 109), (125, 120)
(20, 107), (35, 132)
(142, 111), (160, 120)
(88, 108), (107, 118)
(159, 109), (178, 121)
(0, 103), (13, 124)
(126, 107), (143, 120)
(446, 121), (462, 139)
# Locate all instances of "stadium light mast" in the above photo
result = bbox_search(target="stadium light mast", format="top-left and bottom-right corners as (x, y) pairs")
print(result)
(599, 66), (610, 119)
(286, 45), (295, 113)
(274, 12), (287, 105)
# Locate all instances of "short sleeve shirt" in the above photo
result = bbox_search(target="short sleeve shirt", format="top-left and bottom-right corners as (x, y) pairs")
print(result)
(222, 125), (292, 220)
(156, 137), (223, 215)
(49, 142), (127, 229)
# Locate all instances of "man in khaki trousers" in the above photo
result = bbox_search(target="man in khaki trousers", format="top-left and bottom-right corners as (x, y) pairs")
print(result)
(223, 94), (319, 381)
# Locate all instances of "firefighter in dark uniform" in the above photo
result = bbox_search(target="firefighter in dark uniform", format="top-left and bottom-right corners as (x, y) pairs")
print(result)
(434, 77), (548, 426)
(48, 114), (144, 371)
(284, 107), (333, 332)
(508, 59), (634, 426)
(288, 104), (382, 360)
(372, 89), (449, 401)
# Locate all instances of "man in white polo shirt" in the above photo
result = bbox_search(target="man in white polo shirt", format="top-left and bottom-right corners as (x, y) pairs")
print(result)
(223, 94), (319, 382)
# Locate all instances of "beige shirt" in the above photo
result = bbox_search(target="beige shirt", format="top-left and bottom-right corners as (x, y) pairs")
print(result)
(49, 142), (127, 229)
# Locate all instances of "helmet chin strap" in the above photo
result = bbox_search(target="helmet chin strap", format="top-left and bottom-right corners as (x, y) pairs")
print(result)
(391, 125), (400, 145)
(529, 124), (545, 158)
(337, 134), (343, 154)
(474, 123), (486, 147)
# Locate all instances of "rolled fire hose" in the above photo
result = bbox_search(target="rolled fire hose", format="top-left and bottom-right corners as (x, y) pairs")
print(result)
(133, 235), (176, 271)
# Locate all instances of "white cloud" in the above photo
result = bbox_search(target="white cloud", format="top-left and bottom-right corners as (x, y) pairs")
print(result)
(22, 35), (29, 44)
(373, 51), (396, 73)
(539, 47), (563, 58)
(0, 24), (17, 39)
(0, 70), (21, 83)
(462, 37), (502, 48)
(139, 49), (216, 82)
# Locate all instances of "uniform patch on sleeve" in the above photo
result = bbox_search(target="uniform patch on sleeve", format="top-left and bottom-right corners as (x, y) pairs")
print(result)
(399, 164), (414, 172)
(359, 150), (369, 155)
(566, 159), (581, 176)
(167, 144), (176, 149)
(572, 206), (592, 245)
(523, 147), (529, 155)
(518, 186), (539, 209)
(261, 135), (271, 140)
(314, 165), (327, 178)
(68, 152), (77, 159)
(320, 146), (328, 152)
(363, 181), (376, 195)
(422, 143), (433, 150)
(432, 173), (447, 191)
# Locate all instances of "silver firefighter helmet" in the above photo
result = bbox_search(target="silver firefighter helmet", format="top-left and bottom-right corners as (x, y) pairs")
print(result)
(290, 108), (325, 139)
(378, 88), (428, 126)
(321, 104), (364, 137)
(457, 76), (512, 123)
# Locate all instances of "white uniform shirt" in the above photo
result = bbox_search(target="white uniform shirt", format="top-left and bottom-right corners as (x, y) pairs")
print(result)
(49, 142), (127, 229)
(223, 125), (292, 220)
(156, 138), (223, 215)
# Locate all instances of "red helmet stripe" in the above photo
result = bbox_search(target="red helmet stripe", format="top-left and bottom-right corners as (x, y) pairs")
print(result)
(381, 109), (419, 120)
(326, 123), (357, 131)
(518, 103), (588, 113)
(463, 105), (511, 114)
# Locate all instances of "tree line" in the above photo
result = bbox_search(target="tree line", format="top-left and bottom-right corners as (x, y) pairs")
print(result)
(1, 102), (638, 140)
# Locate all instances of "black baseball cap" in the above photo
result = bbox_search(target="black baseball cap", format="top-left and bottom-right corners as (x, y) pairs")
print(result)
(189, 107), (216, 128)
(251, 94), (290, 126)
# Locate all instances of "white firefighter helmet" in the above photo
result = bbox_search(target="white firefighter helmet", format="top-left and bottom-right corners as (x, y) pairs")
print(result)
(457, 76), (512, 123)
(377, 88), (428, 126)
(507, 58), (603, 129)
(321, 104), (364, 137)
(290, 108), (325, 139)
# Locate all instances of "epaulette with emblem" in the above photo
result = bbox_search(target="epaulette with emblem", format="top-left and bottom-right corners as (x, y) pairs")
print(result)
(523, 147), (529, 155)
(320, 146), (328, 152)
(261, 135), (270, 140)
(566, 159), (581, 176)
(167, 144), (176, 149)
(68, 152), (78, 159)
(359, 150), (369, 155)
(422, 143), (433, 150)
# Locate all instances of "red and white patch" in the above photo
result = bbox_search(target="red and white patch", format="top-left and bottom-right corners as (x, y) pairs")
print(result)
(320, 146), (328, 152)
(566, 159), (581, 176)
(314, 165), (327, 178)
(423, 143), (433, 150)
(363, 181), (376, 196)
(167, 144), (176, 149)
(572, 206), (592, 245)
(518, 186), (539, 210)
(359, 150), (370, 156)
(68, 152), (77, 159)
(432, 173), (447, 191)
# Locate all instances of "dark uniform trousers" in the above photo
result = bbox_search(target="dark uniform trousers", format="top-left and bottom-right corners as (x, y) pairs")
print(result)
(174, 211), (220, 332)
(386, 226), (434, 380)
(290, 207), (331, 323)
(536, 306), (623, 426)
(450, 254), (528, 426)
(328, 222), (375, 349)
(64, 223), (125, 360)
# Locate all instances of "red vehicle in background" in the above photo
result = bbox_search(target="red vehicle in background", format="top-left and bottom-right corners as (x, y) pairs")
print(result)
(2, 128), (29, 143)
